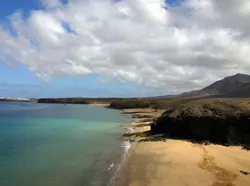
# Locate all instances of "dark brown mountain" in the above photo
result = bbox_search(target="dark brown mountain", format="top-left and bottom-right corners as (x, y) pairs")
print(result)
(154, 73), (250, 98)
(199, 73), (250, 96)
(219, 82), (250, 98)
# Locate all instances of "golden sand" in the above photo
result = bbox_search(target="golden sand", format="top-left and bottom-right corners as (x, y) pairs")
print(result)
(116, 140), (250, 186)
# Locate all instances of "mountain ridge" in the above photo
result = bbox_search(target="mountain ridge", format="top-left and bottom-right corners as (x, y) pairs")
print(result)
(157, 73), (250, 98)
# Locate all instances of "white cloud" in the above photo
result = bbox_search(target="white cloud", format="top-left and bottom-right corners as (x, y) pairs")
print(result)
(1, 0), (250, 93)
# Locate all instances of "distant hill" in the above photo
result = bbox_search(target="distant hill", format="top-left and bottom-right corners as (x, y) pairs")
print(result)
(199, 73), (250, 96)
(179, 90), (200, 97)
(148, 95), (178, 99)
(154, 73), (250, 98)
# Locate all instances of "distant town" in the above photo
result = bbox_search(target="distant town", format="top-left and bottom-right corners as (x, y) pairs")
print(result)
(0, 97), (31, 102)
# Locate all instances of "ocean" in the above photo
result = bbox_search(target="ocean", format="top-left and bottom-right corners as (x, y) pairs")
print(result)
(0, 102), (131, 186)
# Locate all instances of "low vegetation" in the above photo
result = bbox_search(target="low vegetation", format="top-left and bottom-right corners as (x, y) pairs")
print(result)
(108, 98), (198, 110)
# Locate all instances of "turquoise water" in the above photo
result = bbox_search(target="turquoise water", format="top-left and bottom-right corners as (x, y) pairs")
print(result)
(0, 102), (131, 186)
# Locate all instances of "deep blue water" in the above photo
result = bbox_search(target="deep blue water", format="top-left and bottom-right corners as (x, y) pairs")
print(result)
(0, 102), (130, 186)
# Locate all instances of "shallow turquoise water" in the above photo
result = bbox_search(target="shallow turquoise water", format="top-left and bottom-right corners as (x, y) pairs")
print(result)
(0, 102), (131, 186)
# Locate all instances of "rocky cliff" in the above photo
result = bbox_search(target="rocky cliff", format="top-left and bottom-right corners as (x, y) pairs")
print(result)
(151, 99), (250, 147)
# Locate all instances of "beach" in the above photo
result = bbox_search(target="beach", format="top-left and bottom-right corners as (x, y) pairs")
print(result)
(116, 140), (250, 186)
(116, 107), (250, 186)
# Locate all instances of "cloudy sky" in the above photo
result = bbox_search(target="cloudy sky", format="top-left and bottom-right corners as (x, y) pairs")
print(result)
(0, 0), (250, 98)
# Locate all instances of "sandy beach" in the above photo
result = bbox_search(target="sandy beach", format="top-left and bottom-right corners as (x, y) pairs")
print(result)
(91, 103), (250, 186)
(116, 140), (250, 186)
(89, 102), (111, 107)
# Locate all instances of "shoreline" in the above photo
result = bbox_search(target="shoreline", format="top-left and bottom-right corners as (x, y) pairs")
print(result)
(106, 107), (163, 186)
(3, 101), (250, 186)
(115, 140), (250, 186)
(114, 108), (164, 186)
(88, 103), (111, 107)
(90, 102), (250, 186)
(112, 107), (250, 186)
(121, 108), (164, 135)
(78, 103), (134, 186)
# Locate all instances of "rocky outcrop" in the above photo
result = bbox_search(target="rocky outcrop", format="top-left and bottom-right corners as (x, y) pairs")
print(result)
(109, 99), (151, 109)
(151, 99), (250, 147)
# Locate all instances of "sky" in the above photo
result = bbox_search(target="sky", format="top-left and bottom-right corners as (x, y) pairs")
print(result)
(1, 0), (250, 98)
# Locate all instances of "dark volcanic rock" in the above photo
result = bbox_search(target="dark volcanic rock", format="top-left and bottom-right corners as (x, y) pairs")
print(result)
(151, 100), (250, 146)
(109, 99), (150, 109)
(38, 98), (90, 104)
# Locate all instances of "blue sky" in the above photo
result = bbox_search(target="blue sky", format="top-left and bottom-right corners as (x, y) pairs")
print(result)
(1, 0), (248, 98)
(0, 0), (170, 98)
(0, 61), (163, 98)
(0, 0), (40, 19)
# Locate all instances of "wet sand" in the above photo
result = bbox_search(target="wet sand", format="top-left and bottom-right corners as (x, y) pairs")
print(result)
(116, 140), (250, 186)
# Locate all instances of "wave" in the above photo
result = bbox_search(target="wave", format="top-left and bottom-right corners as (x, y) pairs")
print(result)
(107, 137), (135, 186)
